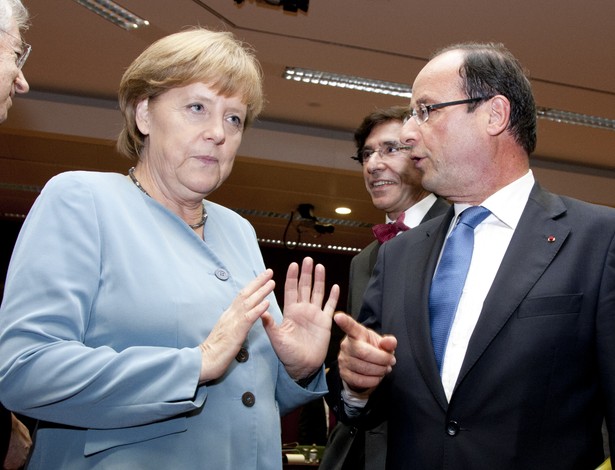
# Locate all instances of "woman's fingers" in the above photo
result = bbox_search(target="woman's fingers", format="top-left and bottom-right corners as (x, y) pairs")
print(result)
(284, 257), (334, 308)
(235, 269), (275, 318)
(297, 257), (314, 303)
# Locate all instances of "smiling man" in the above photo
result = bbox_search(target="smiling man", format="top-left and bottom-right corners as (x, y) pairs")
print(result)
(348, 106), (449, 316)
(320, 106), (448, 470)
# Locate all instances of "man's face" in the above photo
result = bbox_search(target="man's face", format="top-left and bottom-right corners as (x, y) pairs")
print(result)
(0, 18), (29, 123)
(362, 120), (428, 219)
(400, 50), (493, 203)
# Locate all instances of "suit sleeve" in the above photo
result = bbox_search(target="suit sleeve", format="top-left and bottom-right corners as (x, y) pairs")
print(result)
(331, 245), (390, 428)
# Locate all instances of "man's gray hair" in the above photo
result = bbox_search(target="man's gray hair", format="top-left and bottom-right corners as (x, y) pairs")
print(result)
(0, 0), (29, 32)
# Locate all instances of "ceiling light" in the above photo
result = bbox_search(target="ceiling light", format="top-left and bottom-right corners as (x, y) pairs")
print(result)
(74, 0), (149, 30)
(536, 107), (615, 131)
(335, 207), (352, 215)
(283, 67), (412, 98)
(284, 67), (615, 132)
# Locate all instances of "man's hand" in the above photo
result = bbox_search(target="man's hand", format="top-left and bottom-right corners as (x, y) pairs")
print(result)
(334, 312), (397, 396)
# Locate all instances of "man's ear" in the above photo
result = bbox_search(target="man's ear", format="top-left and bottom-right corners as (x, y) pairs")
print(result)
(486, 95), (510, 136)
(135, 98), (150, 136)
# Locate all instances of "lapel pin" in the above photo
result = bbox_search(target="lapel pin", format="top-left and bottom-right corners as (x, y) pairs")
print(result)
(547, 235), (556, 243)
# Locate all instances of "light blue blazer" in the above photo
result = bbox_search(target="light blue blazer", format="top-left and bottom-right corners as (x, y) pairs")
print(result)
(0, 171), (326, 469)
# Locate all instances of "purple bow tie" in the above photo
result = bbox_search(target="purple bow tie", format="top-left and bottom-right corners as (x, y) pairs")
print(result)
(372, 213), (410, 243)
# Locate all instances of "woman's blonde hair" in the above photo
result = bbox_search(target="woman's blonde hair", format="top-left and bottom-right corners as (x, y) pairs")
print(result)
(117, 27), (264, 160)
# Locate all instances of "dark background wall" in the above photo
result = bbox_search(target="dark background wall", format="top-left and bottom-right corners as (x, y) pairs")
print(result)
(0, 219), (23, 302)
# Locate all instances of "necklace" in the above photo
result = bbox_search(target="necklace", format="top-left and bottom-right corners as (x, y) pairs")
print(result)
(128, 167), (207, 229)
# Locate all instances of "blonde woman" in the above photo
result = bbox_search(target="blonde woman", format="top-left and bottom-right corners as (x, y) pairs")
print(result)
(0, 28), (338, 469)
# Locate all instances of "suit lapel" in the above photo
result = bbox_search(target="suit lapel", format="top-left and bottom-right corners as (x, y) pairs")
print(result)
(422, 197), (450, 224)
(405, 207), (454, 408)
(455, 184), (570, 388)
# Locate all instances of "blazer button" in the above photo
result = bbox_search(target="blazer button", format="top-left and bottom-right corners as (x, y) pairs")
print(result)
(446, 420), (460, 436)
(235, 347), (249, 363)
(214, 268), (229, 281)
(242, 391), (256, 407)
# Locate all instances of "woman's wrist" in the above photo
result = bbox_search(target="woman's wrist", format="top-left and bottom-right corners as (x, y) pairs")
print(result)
(294, 368), (319, 388)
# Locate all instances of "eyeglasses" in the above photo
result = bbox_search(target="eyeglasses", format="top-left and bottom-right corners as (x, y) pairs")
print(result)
(351, 142), (413, 165)
(403, 96), (491, 126)
(0, 29), (31, 70)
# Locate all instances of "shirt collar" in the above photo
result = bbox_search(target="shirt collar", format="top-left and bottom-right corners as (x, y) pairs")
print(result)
(453, 170), (534, 230)
(385, 193), (438, 228)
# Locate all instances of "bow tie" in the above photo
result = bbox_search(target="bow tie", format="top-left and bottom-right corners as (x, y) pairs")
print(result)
(372, 213), (410, 243)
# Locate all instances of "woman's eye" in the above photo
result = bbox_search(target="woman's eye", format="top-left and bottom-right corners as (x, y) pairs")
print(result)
(227, 115), (243, 130)
(189, 103), (204, 113)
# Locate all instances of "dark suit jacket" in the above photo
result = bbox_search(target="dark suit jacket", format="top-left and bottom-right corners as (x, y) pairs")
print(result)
(346, 197), (451, 318)
(341, 183), (615, 469)
(320, 197), (449, 470)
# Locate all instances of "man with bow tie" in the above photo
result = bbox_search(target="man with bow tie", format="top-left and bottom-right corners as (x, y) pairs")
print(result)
(320, 106), (448, 470)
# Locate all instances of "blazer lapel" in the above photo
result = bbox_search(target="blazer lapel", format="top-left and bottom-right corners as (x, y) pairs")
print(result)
(455, 184), (570, 388)
(405, 207), (454, 408)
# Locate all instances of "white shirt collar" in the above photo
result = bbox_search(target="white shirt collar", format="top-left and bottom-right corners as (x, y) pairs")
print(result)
(453, 170), (534, 230)
(385, 193), (438, 228)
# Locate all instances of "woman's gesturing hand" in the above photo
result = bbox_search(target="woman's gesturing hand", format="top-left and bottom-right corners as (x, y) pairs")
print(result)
(261, 257), (340, 381)
(198, 269), (276, 383)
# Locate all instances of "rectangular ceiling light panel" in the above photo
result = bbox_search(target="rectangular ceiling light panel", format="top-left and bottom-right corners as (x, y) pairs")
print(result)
(75, 0), (149, 30)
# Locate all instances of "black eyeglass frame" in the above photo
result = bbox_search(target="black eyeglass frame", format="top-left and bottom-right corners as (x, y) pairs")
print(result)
(350, 143), (414, 166)
(404, 96), (492, 126)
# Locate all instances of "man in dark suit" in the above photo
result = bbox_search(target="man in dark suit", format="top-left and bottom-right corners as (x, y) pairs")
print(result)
(320, 106), (448, 470)
(333, 42), (615, 469)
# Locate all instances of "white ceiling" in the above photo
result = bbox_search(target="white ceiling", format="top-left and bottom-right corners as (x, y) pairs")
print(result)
(1, 0), (614, 250)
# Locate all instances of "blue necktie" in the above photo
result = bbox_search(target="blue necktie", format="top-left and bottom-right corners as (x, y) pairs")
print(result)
(429, 206), (491, 373)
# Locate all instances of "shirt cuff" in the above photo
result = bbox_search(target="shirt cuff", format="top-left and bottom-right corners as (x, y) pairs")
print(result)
(341, 380), (369, 415)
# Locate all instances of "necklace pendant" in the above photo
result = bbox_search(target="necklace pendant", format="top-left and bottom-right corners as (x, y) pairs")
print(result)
(189, 208), (208, 229)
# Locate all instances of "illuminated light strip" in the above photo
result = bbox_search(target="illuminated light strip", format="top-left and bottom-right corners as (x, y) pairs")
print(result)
(536, 107), (615, 131)
(284, 67), (615, 132)
(258, 238), (362, 253)
(233, 207), (373, 228)
(74, 0), (149, 30)
(283, 67), (412, 98)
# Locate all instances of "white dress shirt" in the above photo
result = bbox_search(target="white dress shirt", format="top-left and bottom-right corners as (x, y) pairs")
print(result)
(440, 170), (534, 400)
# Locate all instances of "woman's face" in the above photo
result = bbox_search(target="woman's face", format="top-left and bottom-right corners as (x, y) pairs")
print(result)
(135, 82), (247, 200)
